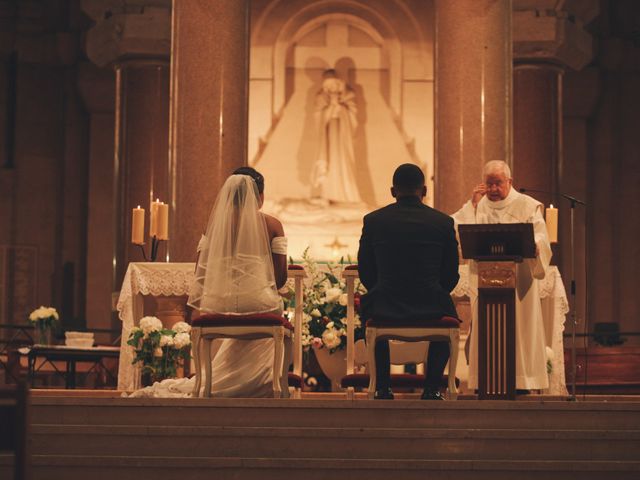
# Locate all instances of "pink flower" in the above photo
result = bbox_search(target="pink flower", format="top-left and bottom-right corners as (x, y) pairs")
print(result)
(311, 337), (323, 349)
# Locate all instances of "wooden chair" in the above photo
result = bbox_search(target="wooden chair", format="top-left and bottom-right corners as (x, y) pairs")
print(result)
(0, 381), (29, 480)
(191, 264), (306, 399)
(341, 265), (460, 400)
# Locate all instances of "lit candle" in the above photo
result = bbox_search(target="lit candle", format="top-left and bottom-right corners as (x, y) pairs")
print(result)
(131, 206), (145, 245)
(545, 204), (558, 243)
(156, 202), (169, 240)
(149, 199), (161, 238)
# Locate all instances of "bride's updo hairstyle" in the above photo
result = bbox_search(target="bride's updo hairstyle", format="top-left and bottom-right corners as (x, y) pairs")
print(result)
(233, 166), (264, 194)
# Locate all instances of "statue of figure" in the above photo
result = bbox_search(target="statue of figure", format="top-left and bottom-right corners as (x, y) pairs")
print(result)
(311, 69), (360, 204)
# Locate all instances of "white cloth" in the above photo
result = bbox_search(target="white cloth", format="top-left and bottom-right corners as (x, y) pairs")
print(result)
(270, 236), (287, 255)
(453, 188), (553, 390)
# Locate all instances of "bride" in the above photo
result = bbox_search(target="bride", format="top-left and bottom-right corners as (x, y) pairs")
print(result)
(129, 167), (288, 398)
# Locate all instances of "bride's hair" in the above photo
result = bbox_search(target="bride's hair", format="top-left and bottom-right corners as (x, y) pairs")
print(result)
(232, 166), (264, 194)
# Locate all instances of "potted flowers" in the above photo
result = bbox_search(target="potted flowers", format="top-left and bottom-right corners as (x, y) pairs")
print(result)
(29, 306), (59, 345)
(286, 249), (366, 389)
(127, 317), (192, 386)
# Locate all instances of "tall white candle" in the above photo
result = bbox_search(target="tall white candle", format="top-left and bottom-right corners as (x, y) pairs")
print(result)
(131, 206), (145, 245)
(157, 202), (169, 240)
(545, 204), (558, 243)
(149, 199), (161, 238)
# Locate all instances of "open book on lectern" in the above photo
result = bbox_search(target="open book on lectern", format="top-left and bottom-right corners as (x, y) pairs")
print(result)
(458, 223), (536, 261)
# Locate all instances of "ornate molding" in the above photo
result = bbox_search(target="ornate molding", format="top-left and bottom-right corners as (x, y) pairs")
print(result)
(478, 262), (517, 289)
(82, 1), (171, 67)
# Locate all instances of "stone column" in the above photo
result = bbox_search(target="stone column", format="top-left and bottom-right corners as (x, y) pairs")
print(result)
(435, 0), (512, 214)
(168, 0), (250, 262)
(82, 1), (171, 286)
(512, 4), (594, 207)
(512, 64), (563, 207)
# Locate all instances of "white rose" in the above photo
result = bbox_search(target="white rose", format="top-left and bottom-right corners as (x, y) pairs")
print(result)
(159, 335), (174, 347)
(303, 313), (312, 323)
(325, 288), (342, 303)
(326, 321), (334, 329)
(338, 294), (348, 306)
(354, 314), (362, 327)
(173, 332), (191, 349)
(173, 321), (191, 334)
(311, 308), (321, 317)
(140, 316), (163, 335)
(322, 328), (342, 350)
(153, 347), (163, 357)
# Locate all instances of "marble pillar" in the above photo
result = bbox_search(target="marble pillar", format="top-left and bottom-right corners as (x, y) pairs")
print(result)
(512, 63), (562, 207)
(435, 0), (512, 214)
(168, 0), (250, 262)
(83, 1), (171, 287)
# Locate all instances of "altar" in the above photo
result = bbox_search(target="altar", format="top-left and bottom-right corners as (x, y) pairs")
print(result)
(116, 262), (568, 394)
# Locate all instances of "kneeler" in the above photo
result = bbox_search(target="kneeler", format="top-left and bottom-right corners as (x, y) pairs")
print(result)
(190, 264), (306, 399)
(340, 265), (461, 400)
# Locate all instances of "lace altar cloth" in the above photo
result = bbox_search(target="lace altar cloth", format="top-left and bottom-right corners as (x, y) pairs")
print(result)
(117, 262), (195, 391)
(117, 262), (568, 395)
(452, 264), (569, 395)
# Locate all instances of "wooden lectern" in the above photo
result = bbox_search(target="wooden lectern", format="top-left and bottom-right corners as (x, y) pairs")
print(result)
(459, 223), (536, 400)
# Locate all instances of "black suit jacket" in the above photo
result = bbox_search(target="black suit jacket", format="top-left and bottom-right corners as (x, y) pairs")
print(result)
(357, 196), (459, 321)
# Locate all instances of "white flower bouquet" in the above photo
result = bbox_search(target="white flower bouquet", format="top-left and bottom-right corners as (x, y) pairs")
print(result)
(285, 249), (366, 354)
(127, 317), (192, 384)
(29, 306), (59, 345)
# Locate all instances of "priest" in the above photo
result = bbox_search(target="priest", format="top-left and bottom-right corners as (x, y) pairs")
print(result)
(452, 160), (552, 391)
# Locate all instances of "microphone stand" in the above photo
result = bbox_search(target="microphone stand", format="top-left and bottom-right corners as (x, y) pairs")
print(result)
(519, 188), (585, 401)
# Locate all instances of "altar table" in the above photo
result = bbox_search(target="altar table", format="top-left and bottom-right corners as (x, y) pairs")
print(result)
(116, 262), (568, 394)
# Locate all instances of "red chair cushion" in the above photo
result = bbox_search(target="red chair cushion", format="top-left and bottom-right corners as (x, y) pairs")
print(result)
(344, 264), (358, 271)
(193, 313), (293, 331)
(287, 373), (303, 389)
(366, 316), (461, 329)
(288, 264), (304, 271)
(341, 373), (459, 389)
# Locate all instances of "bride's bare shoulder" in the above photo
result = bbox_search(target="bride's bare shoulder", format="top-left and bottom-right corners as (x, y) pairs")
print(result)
(261, 212), (284, 237)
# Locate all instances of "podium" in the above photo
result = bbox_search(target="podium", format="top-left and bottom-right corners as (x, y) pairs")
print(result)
(459, 223), (536, 400)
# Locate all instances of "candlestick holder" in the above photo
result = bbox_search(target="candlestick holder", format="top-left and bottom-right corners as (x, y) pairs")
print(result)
(136, 236), (164, 262)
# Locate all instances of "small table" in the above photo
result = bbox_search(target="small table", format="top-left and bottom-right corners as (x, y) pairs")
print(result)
(22, 345), (120, 389)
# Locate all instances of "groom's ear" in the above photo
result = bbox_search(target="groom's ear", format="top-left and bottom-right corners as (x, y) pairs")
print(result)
(390, 186), (397, 198)
(421, 185), (427, 198)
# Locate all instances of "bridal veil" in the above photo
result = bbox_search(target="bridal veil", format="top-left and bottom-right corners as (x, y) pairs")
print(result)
(188, 174), (282, 315)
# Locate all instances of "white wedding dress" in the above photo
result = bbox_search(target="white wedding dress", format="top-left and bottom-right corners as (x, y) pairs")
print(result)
(128, 175), (287, 399)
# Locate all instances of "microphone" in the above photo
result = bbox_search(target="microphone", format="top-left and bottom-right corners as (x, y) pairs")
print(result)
(519, 188), (586, 206)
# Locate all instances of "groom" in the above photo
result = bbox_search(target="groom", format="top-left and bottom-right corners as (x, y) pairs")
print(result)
(357, 164), (460, 400)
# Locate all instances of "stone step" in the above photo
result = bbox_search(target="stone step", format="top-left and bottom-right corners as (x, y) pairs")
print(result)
(30, 424), (640, 461)
(31, 397), (640, 431)
(2, 455), (640, 480)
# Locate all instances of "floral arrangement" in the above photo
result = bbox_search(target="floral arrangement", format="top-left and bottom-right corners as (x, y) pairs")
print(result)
(29, 306), (59, 344)
(127, 317), (192, 382)
(286, 249), (366, 354)
(29, 306), (59, 328)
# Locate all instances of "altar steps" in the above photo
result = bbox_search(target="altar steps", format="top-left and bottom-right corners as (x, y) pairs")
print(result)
(2, 396), (640, 479)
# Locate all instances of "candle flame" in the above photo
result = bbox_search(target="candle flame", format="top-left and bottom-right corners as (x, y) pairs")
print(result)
(137, 205), (141, 209)
(550, 204), (554, 208)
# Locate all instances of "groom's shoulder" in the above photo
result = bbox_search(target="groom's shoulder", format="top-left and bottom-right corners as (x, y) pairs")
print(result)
(363, 202), (397, 222)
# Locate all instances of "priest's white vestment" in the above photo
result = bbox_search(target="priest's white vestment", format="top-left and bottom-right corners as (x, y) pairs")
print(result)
(452, 188), (552, 390)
